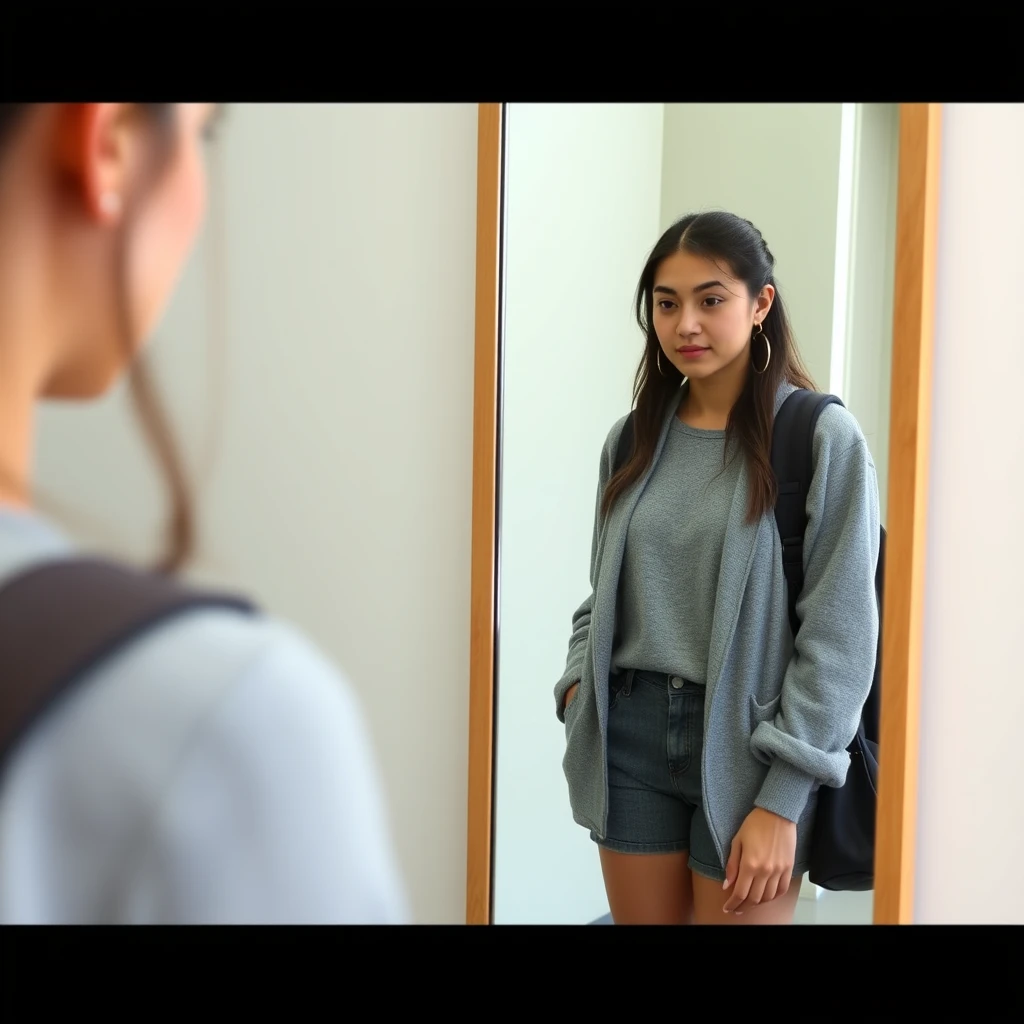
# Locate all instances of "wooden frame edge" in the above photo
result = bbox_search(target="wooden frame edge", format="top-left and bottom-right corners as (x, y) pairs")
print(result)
(467, 102), (941, 927)
(872, 103), (942, 925)
(466, 103), (502, 925)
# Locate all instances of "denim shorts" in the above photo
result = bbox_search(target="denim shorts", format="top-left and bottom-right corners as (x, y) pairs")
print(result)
(590, 668), (727, 882)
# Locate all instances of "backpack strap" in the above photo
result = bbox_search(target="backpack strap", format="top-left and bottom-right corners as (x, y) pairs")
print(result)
(0, 557), (257, 766)
(771, 389), (844, 638)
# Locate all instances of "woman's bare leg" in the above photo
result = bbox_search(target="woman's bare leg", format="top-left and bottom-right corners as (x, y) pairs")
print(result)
(599, 847), (694, 925)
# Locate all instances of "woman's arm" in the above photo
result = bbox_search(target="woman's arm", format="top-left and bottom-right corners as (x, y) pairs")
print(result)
(750, 404), (882, 824)
(553, 415), (629, 722)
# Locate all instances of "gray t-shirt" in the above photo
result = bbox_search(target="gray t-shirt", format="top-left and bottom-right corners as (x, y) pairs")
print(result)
(612, 417), (743, 684)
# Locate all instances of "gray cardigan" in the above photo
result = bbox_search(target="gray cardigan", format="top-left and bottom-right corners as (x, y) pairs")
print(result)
(554, 381), (880, 869)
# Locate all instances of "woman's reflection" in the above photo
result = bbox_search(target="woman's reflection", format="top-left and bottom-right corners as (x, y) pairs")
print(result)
(553, 211), (880, 925)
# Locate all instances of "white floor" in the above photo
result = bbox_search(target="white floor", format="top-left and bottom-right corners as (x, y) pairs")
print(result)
(793, 888), (873, 925)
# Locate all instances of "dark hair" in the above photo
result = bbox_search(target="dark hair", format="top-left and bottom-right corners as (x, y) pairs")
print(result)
(601, 210), (816, 524)
(0, 103), (195, 574)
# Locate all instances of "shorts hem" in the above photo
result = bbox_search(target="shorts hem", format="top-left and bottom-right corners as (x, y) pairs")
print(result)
(687, 855), (726, 882)
(689, 857), (810, 884)
(589, 832), (690, 856)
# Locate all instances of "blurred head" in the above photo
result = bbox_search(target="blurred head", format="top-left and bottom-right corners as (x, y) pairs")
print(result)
(0, 103), (219, 396)
(602, 210), (815, 523)
(0, 103), (222, 570)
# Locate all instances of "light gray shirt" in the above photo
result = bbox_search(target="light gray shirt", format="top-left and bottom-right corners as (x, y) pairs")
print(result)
(0, 509), (410, 924)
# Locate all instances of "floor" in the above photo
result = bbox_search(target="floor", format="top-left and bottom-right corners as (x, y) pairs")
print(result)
(591, 889), (873, 925)
(793, 888), (873, 925)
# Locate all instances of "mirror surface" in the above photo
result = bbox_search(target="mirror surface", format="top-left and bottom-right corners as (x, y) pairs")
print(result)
(493, 102), (899, 924)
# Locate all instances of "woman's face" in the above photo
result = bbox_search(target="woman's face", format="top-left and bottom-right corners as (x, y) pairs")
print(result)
(652, 250), (773, 382)
(126, 103), (219, 354)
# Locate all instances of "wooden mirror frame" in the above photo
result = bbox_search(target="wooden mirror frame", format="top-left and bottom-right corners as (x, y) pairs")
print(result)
(466, 103), (942, 926)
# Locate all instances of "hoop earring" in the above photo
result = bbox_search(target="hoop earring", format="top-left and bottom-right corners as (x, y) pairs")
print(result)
(656, 349), (666, 376)
(752, 322), (771, 375)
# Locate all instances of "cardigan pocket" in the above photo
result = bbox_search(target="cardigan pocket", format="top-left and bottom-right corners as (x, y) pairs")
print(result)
(749, 692), (782, 727)
(564, 687), (583, 732)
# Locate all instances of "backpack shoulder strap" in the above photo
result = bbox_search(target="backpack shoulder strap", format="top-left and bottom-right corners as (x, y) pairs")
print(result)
(0, 556), (257, 766)
(614, 411), (636, 474)
(771, 389), (844, 638)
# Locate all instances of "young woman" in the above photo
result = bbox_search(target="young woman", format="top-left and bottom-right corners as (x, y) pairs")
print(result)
(0, 104), (409, 924)
(554, 210), (880, 925)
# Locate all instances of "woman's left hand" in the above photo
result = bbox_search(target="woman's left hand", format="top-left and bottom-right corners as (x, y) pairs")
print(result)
(722, 807), (797, 914)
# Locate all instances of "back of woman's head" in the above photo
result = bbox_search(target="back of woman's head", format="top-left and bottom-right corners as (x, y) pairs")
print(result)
(0, 103), (221, 573)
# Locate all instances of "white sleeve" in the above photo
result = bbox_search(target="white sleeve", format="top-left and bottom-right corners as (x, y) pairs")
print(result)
(116, 624), (411, 924)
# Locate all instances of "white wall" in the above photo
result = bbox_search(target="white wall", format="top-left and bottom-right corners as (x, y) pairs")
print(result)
(916, 103), (1024, 923)
(844, 104), (899, 523)
(493, 103), (665, 924)
(33, 103), (480, 924)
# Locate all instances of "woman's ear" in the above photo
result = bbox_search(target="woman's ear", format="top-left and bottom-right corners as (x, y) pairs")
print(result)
(754, 283), (775, 323)
(53, 103), (138, 225)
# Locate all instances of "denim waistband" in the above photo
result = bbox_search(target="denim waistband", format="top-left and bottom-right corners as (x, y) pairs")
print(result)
(619, 668), (705, 692)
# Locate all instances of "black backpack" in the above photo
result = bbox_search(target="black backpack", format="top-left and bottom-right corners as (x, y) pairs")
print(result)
(614, 388), (883, 891)
(0, 557), (256, 772)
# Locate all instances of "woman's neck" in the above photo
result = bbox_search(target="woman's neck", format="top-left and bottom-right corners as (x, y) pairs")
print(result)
(0, 199), (50, 510)
(0, 302), (47, 511)
(679, 361), (748, 431)
(0, 373), (36, 511)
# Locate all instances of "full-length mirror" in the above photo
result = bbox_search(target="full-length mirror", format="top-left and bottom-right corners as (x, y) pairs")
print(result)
(467, 103), (942, 925)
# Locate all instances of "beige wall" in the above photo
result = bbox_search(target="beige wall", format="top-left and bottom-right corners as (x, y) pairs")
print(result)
(916, 102), (1024, 923)
(34, 104), (480, 924)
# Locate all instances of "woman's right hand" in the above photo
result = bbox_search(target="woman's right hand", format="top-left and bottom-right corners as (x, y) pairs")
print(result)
(564, 682), (580, 713)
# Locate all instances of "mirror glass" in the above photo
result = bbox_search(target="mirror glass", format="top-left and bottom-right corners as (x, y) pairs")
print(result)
(493, 103), (898, 924)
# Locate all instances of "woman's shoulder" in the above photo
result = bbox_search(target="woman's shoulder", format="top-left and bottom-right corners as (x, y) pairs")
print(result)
(0, 512), (407, 922)
(774, 383), (868, 461)
(1, 598), (408, 922)
(110, 609), (408, 922)
(4, 595), (367, 804)
(812, 396), (873, 467)
(602, 412), (632, 455)
(588, 412), (633, 478)
(0, 514), (372, 799)
(79, 603), (366, 771)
